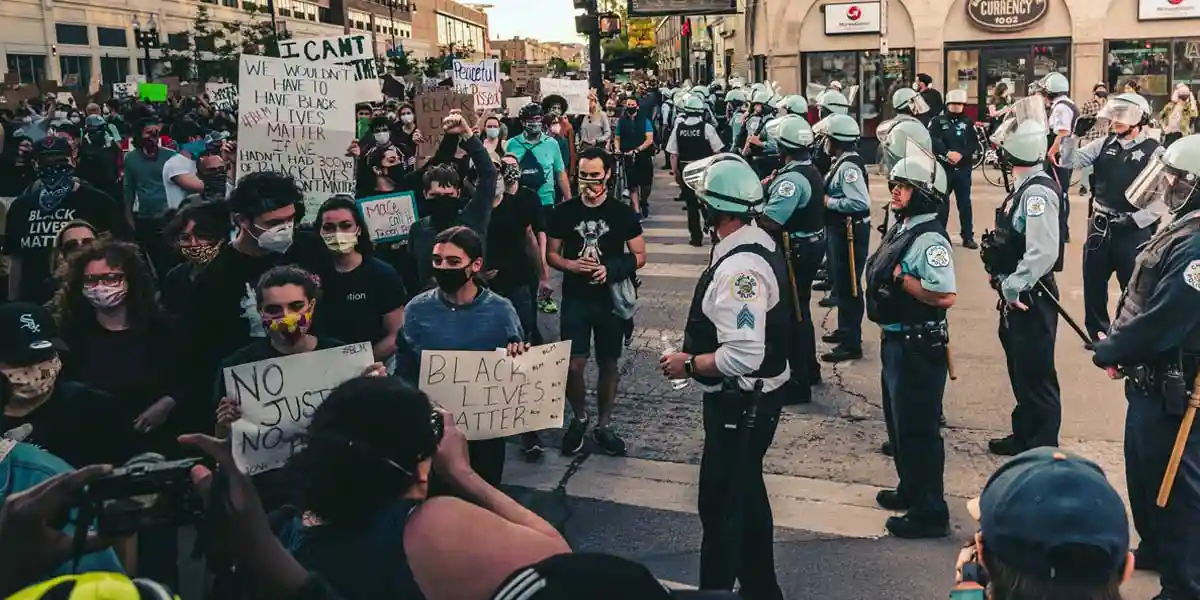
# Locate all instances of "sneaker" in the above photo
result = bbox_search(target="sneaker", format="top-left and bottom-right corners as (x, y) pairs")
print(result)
(521, 431), (545, 460)
(562, 418), (587, 455)
(538, 298), (559, 314)
(592, 426), (627, 456)
(885, 514), (950, 539)
(962, 238), (979, 250)
(622, 319), (635, 347)
(821, 331), (843, 344)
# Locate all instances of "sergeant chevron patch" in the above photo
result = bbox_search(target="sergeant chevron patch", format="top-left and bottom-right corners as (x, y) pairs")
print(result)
(736, 304), (755, 330)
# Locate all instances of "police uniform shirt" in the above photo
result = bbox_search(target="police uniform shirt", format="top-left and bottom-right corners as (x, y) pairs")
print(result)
(999, 165), (1061, 301)
(665, 116), (724, 156)
(1049, 98), (1077, 137)
(764, 164), (813, 228)
(826, 155), (871, 214)
(883, 213), (956, 332)
(1061, 132), (1165, 228)
(698, 224), (791, 393)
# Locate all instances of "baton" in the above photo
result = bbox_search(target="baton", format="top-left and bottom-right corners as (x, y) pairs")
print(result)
(1035, 280), (1091, 346)
(1157, 371), (1200, 507)
(781, 235), (803, 323)
(946, 343), (958, 381)
(846, 219), (859, 298)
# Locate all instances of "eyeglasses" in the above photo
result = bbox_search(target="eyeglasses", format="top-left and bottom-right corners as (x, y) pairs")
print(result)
(82, 272), (125, 288)
(61, 237), (95, 253)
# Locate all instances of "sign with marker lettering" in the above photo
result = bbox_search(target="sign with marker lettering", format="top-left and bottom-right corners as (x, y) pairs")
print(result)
(278, 35), (383, 103)
(538, 78), (589, 115)
(414, 89), (474, 162)
(418, 341), (571, 441)
(224, 342), (373, 475)
(236, 55), (357, 223)
(112, 82), (137, 99)
(357, 191), (418, 243)
(452, 59), (501, 109)
(206, 82), (239, 111)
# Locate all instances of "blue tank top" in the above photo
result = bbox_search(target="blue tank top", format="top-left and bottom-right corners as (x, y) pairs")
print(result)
(273, 499), (424, 600)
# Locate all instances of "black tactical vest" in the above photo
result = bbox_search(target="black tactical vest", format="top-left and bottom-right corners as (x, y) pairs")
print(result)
(982, 172), (1065, 274)
(745, 114), (767, 157)
(865, 217), (950, 325)
(824, 153), (871, 219)
(774, 161), (825, 235)
(1111, 211), (1200, 358)
(675, 120), (712, 163)
(681, 242), (791, 387)
(1093, 135), (1159, 213)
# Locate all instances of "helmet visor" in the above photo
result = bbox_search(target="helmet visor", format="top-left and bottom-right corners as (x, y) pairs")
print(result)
(890, 139), (939, 188)
(683, 153), (750, 194)
(1126, 156), (1197, 212)
(876, 118), (900, 143)
(989, 96), (1048, 147)
(1097, 100), (1145, 127)
(811, 115), (832, 138)
(908, 93), (930, 115)
(844, 85), (860, 106)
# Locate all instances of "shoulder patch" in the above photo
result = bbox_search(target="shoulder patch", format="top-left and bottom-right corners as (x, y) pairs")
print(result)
(1185, 260), (1200, 292)
(732, 273), (759, 301)
(842, 167), (860, 184)
(776, 180), (797, 198)
(1025, 195), (1047, 217)
(736, 305), (756, 330)
(925, 244), (952, 268)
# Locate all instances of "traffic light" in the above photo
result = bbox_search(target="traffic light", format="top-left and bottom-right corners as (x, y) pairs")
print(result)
(573, 0), (595, 10)
(598, 12), (621, 38)
(575, 15), (598, 35)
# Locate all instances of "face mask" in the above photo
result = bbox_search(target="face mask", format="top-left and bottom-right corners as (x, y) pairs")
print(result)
(432, 266), (471, 293)
(322, 231), (358, 254)
(102, 107), (112, 117)
(485, 127), (500, 139)
(180, 243), (222, 265)
(1, 356), (62, 400)
(383, 163), (409, 182)
(578, 176), (606, 199)
(401, 113), (415, 124)
(254, 222), (294, 254)
(82, 284), (127, 309)
(625, 107), (637, 116)
(36, 164), (75, 211)
(141, 136), (159, 154)
(374, 131), (391, 144)
(550, 124), (562, 135)
(262, 309), (313, 342)
(429, 198), (460, 223)
(501, 162), (521, 185)
(524, 122), (542, 137)
(386, 111), (397, 121)
(549, 108), (562, 118)
(1096, 91), (1109, 98)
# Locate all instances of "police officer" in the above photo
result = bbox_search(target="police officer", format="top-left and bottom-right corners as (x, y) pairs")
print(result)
(930, 88), (980, 249)
(979, 97), (1065, 457)
(1041, 72), (1079, 242)
(821, 114), (871, 363)
(724, 88), (749, 148)
(890, 88), (930, 124)
(1059, 92), (1162, 342)
(761, 116), (826, 399)
(741, 89), (776, 177)
(817, 89), (851, 119)
(661, 153), (789, 600)
(668, 94), (725, 246)
(1093, 133), (1200, 600)
(865, 144), (955, 539)
(877, 119), (936, 237)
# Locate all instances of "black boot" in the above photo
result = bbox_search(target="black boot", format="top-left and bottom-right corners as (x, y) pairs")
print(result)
(821, 346), (862, 363)
(881, 440), (894, 457)
(821, 331), (843, 344)
(875, 489), (910, 511)
(818, 296), (838, 308)
(988, 435), (1027, 457)
(886, 513), (951, 539)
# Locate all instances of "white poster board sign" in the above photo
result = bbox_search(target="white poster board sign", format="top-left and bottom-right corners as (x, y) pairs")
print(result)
(357, 191), (418, 243)
(452, 59), (501, 110)
(278, 35), (383, 103)
(112, 82), (138, 99)
(418, 342), (571, 441)
(505, 96), (532, 116)
(206, 83), (239, 111)
(538, 78), (589, 115)
(223, 342), (373, 475)
(236, 55), (357, 223)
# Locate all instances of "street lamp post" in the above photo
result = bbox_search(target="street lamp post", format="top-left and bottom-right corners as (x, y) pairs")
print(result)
(385, 1), (417, 61)
(132, 15), (161, 82)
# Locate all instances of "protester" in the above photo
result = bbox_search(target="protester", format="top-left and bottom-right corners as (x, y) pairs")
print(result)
(123, 118), (179, 277)
(614, 95), (656, 218)
(481, 114), (506, 158)
(162, 119), (207, 211)
(579, 92), (613, 151)
(45, 220), (98, 298)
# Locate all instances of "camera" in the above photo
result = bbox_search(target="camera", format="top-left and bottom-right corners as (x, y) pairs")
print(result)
(79, 453), (206, 537)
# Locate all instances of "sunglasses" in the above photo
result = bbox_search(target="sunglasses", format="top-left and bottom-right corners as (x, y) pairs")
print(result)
(61, 237), (95, 253)
(82, 272), (125, 288)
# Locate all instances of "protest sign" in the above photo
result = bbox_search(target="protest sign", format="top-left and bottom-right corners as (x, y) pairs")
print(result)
(509, 63), (547, 89)
(224, 342), (372, 475)
(112, 82), (137, 99)
(452, 59), (501, 110)
(206, 83), (239, 111)
(419, 341), (571, 441)
(54, 92), (75, 107)
(357, 191), (418, 243)
(236, 54), (357, 222)
(538, 78), (589, 114)
(278, 35), (382, 103)
(506, 96), (532, 116)
(138, 83), (168, 103)
(414, 89), (474, 162)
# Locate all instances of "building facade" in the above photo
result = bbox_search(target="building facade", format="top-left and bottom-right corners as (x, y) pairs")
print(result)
(493, 36), (556, 63)
(414, 0), (488, 58)
(655, 16), (684, 83)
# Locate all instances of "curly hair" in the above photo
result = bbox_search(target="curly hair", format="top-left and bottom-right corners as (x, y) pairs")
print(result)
(51, 239), (159, 334)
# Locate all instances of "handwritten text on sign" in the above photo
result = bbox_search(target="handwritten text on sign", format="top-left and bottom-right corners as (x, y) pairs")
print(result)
(236, 55), (356, 222)
(357, 191), (418, 243)
(224, 342), (372, 475)
(418, 342), (571, 440)
(452, 59), (501, 110)
(206, 83), (239, 111)
(414, 90), (474, 161)
(278, 35), (382, 103)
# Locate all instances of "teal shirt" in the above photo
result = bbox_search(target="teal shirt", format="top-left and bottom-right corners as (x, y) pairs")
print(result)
(730, 112), (746, 146)
(763, 162), (813, 228)
(826, 153), (871, 214)
(882, 213), (956, 331)
(999, 166), (1060, 301)
(123, 148), (178, 219)
(505, 134), (564, 207)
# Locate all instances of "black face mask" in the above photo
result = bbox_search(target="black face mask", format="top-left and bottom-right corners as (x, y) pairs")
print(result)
(432, 266), (471, 293)
(428, 196), (460, 224)
(625, 107), (638, 116)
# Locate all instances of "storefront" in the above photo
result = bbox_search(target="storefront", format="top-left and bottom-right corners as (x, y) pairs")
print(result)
(1103, 0), (1200, 115)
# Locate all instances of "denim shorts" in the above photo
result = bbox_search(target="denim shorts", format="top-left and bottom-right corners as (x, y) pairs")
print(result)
(560, 293), (624, 361)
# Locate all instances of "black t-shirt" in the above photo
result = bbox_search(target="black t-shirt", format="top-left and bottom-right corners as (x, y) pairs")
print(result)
(486, 187), (542, 293)
(2, 182), (129, 303)
(312, 257), (407, 347)
(0, 159), (34, 199)
(2, 381), (139, 468)
(547, 196), (642, 299)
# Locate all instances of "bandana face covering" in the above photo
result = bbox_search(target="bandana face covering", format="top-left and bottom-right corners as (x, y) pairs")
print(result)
(180, 243), (222, 265)
(262, 309), (313, 343)
(37, 164), (75, 211)
(501, 162), (521, 185)
(1, 356), (62, 400)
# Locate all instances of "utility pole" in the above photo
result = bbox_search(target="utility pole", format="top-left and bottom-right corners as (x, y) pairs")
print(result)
(575, 0), (604, 103)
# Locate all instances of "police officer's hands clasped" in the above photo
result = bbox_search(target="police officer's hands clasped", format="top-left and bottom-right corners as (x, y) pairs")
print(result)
(1092, 333), (1124, 380)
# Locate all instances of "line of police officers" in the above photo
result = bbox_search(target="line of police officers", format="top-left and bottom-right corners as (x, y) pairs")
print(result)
(657, 76), (1200, 600)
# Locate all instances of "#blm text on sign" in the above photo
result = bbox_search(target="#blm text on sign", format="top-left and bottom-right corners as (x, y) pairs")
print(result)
(357, 191), (419, 243)
(224, 342), (373, 475)
(452, 59), (502, 110)
(278, 35), (383, 103)
(418, 341), (572, 441)
(236, 55), (357, 223)
(414, 89), (475, 163)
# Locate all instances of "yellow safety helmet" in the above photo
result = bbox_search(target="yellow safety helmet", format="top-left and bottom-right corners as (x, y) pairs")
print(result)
(7, 572), (178, 600)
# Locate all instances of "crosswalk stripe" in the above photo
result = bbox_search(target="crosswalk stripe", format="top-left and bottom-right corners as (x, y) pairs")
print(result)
(641, 227), (692, 238)
(645, 243), (710, 256)
(637, 262), (707, 279)
(645, 213), (688, 223)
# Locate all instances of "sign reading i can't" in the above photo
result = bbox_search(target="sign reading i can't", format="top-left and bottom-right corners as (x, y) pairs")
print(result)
(967, 0), (1048, 32)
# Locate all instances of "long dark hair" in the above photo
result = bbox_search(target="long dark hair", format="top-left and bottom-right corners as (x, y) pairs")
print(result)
(52, 239), (158, 333)
(315, 195), (373, 256)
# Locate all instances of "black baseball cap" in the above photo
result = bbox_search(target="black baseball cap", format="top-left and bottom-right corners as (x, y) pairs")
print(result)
(490, 554), (734, 600)
(0, 303), (65, 367)
(32, 135), (72, 159)
(968, 448), (1129, 582)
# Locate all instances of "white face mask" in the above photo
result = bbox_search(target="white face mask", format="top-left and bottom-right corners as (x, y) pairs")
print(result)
(82, 284), (127, 309)
(374, 131), (391, 144)
(400, 113), (415, 124)
(255, 222), (295, 254)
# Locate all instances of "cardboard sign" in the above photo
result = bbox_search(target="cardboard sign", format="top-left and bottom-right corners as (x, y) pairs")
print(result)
(278, 35), (382, 103)
(224, 342), (373, 475)
(506, 96), (532, 116)
(112, 82), (138, 99)
(54, 92), (76, 107)
(509, 63), (547, 89)
(206, 83), (239, 111)
(452, 59), (501, 110)
(357, 191), (418, 243)
(538, 78), (588, 114)
(418, 342), (571, 441)
(235, 55), (357, 223)
(138, 82), (168, 103)
(414, 89), (474, 161)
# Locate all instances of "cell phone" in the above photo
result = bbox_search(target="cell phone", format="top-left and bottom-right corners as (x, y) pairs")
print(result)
(81, 454), (205, 536)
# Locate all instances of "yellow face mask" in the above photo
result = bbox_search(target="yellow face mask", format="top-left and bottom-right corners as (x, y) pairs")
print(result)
(262, 309), (314, 339)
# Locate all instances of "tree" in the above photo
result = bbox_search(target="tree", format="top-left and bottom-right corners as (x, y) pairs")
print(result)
(548, 57), (569, 75)
(158, 5), (226, 82)
(388, 51), (417, 77)
(599, 8), (653, 64)
(500, 59), (513, 75)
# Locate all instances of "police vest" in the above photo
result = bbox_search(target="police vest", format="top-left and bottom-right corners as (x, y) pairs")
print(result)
(1093, 135), (1159, 213)
(675, 120), (712, 163)
(1111, 210), (1200, 356)
(745, 115), (767, 157)
(1048, 98), (1079, 151)
(824, 153), (871, 219)
(982, 172), (1065, 275)
(864, 217), (949, 326)
(775, 162), (825, 235)
(681, 243), (791, 387)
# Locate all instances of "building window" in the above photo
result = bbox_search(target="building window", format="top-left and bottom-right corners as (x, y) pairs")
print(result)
(195, 35), (216, 52)
(223, 0), (238, 6)
(1107, 40), (1175, 110)
(1173, 39), (1200, 92)
(5, 54), (47, 84)
(96, 27), (128, 48)
(99, 56), (130, 88)
(802, 49), (915, 156)
(55, 23), (90, 46)
(58, 55), (92, 89)
(201, 0), (217, 4)
(318, 6), (331, 22)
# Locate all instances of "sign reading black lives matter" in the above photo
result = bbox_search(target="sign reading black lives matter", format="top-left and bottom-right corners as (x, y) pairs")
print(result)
(627, 0), (739, 17)
(237, 54), (357, 223)
(224, 342), (373, 475)
(278, 35), (383, 103)
(967, 0), (1048, 31)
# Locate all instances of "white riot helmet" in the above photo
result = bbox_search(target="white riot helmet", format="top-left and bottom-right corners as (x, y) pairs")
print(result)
(990, 96), (1050, 166)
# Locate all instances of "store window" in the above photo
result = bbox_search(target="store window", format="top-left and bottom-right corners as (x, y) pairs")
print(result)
(1173, 39), (1200, 92)
(6, 54), (47, 84)
(1106, 38), (1198, 113)
(59, 56), (92, 90)
(802, 50), (914, 158)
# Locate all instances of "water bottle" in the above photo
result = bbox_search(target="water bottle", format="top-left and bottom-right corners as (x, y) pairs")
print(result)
(661, 333), (690, 390)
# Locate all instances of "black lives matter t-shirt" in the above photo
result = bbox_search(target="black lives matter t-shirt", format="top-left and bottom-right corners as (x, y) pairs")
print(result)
(546, 196), (642, 300)
(311, 257), (407, 347)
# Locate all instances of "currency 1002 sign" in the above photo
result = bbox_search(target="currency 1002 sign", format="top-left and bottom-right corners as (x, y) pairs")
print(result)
(627, 0), (739, 17)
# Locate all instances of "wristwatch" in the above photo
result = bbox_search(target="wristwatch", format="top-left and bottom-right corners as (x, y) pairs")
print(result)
(685, 355), (697, 377)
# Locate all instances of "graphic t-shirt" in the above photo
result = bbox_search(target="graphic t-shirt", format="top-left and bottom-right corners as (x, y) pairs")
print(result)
(312, 257), (408, 347)
(546, 196), (642, 300)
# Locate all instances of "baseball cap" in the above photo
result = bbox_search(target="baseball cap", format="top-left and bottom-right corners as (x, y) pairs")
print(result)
(32, 135), (72, 159)
(967, 448), (1129, 582)
(490, 554), (733, 600)
(0, 303), (65, 367)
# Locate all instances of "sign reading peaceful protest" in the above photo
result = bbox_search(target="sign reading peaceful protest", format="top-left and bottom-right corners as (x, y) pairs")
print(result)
(224, 342), (372, 475)
(414, 89), (474, 161)
(278, 35), (383, 103)
(206, 82), (239, 111)
(538, 78), (589, 114)
(452, 59), (501, 110)
(236, 55), (356, 222)
(357, 191), (418, 243)
(419, 342), (571, 440)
